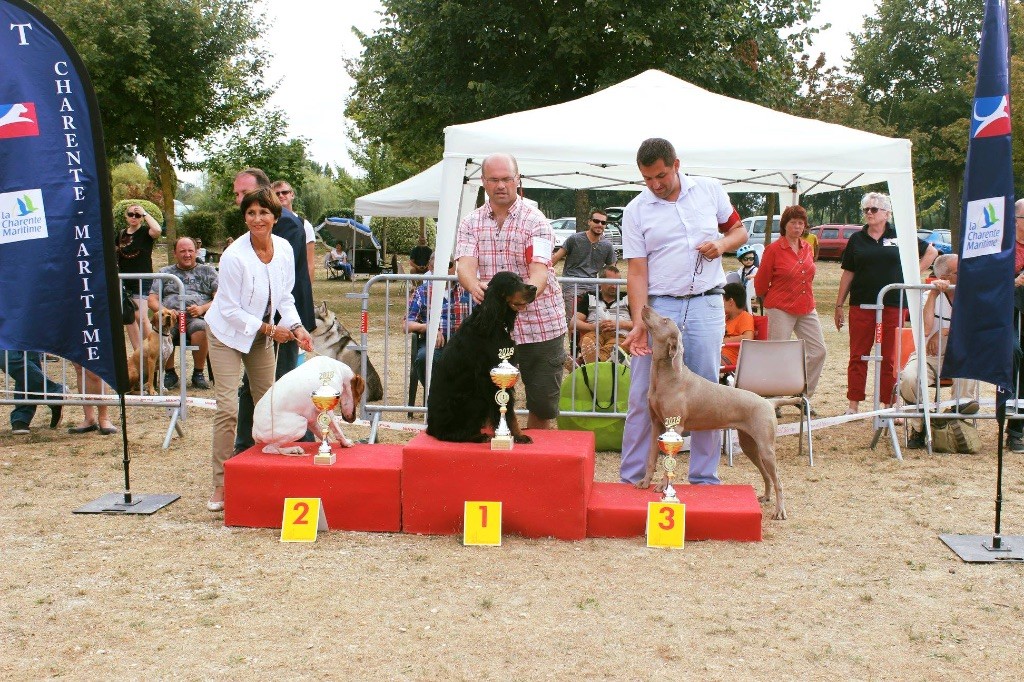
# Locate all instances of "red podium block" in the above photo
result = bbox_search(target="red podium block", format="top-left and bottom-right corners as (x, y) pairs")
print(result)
(586, 482), (763, 542)
(223, 443), (402, 532)
(402, 430), (595, 540)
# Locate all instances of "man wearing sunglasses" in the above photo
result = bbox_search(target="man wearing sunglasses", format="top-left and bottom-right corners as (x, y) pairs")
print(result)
(271, 180), (315, 286)
(552, 210), (617, 321)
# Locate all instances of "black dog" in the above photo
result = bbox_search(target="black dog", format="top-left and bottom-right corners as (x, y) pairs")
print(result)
(426, 271), (537, 443)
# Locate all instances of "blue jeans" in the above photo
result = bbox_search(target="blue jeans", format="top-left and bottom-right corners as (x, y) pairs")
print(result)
(620, 295), (725, 485)
(234, 340), (313, 452)
(2, 351), (65, 427)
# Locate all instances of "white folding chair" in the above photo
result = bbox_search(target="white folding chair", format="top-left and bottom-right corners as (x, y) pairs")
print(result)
(730, 339), (814, 466)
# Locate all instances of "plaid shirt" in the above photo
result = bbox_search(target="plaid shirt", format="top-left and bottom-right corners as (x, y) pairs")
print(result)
(406, 279), (470, 340)
(455, 197), (567, 344)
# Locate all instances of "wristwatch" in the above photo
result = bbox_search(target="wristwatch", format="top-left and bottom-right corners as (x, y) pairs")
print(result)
(289, 323), (303, 332)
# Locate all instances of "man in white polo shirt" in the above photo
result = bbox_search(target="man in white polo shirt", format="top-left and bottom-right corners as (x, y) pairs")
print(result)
(620, 138), (748, 486)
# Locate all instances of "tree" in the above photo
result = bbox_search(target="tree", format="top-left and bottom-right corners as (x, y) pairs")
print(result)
(200, 109), (312, 203)
(346, 0), (819, 170)
(38, 0), (270, 260)
(847, 0), (984, 233)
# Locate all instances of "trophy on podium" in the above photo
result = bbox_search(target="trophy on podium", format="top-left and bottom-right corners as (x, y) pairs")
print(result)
(658, 417), (684, 503)
(489, 348), (520, 451)
(311, 371), (341, 465)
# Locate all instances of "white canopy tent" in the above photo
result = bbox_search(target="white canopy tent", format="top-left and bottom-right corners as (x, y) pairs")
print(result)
(354, 162), (444, 218)
(420, 69), (922, 379)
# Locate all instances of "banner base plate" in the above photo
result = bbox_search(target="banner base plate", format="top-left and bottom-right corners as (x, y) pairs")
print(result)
(940, 534), (1024, 562)
(74, 493), (180, 515)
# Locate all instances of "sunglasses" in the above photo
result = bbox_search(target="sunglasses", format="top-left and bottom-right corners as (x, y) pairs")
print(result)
(126, 212), (143, 218)
(740, 255), (755, 261)
(863, 207), (884, 214)
(275, 190), (293, 197)
(591, 218), (607, 225)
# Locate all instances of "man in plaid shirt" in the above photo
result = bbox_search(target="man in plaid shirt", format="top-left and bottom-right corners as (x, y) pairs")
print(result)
(455, 153), (568, 429)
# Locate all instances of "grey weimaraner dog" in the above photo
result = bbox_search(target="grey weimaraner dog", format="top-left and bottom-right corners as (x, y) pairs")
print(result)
(639, 305), (786, 520)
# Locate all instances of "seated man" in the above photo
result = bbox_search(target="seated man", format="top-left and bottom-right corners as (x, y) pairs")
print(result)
(148, 236), (218, 390)
(572, 264), (631, 364)
(404, 256), (470, 385)
(2, 350), (65, 434)
(329, 241), (353, 280)
(898, 254), (979, 448)
(409, 236), (433, 275)
(721, 282), (754, 367)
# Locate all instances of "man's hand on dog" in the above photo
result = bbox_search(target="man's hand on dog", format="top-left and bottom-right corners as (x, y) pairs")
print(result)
(467, 281), (487, 304)
(624, 323), (651, 356)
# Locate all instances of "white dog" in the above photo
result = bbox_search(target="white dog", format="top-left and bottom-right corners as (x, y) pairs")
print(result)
(252, 355), (366, 455)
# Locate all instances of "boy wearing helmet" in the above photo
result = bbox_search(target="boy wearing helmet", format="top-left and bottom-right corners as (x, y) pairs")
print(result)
(736, 245), (759, 288)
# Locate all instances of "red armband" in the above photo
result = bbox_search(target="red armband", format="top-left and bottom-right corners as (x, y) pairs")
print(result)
(718, 208), (742, 233)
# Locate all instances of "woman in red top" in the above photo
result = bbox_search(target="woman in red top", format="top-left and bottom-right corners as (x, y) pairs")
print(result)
(754, 205), (827, 402)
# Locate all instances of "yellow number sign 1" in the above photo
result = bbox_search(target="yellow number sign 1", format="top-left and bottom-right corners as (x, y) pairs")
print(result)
(646, 501), (685, 549)
(280, 497), (328, 543)
(463, 501), (502, 546)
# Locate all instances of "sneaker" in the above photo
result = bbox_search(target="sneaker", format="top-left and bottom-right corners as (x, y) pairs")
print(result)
(906, 429), (925, 449)
(164, 370), (179, 390)
(191, 372), (210, 390)
(11, 421), (30, 435)
(49, 405), (62, 429)
(945, 400), (980, 416)
(1007, 433), (1024, 453)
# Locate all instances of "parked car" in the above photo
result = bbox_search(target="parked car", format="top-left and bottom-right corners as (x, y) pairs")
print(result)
(549, 217), (577, 248)
(812, 224), (862, 260)
(918, 229), (953, 255)
(742, 215), (781, 240)
(604, 206), (626, 226)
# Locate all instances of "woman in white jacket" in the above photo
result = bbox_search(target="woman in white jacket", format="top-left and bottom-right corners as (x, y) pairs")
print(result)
(204, 187), (314, 511)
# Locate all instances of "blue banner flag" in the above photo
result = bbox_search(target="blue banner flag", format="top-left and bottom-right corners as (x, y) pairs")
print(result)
(942, 0), (1015, 396)
(0, 0), (127, 392)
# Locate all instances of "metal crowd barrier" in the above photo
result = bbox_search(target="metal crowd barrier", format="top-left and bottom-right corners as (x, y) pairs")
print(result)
(1, 272), (191, 448)
(866, 281), (1022, 459)
(351, 273), (631, 443)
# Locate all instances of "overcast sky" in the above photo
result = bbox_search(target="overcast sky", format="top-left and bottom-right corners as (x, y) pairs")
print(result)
(243, 0), (878, 176)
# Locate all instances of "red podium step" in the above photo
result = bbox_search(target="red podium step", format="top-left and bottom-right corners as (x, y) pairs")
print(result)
(223, 443), (402, 532)
(402, 430), (595, 540)
(586, 482), (763, 542)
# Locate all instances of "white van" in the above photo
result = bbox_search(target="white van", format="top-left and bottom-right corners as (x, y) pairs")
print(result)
(741, 215), (781, 239)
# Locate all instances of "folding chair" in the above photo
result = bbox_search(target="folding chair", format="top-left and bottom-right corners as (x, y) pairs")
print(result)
(729, 339), (813, 466)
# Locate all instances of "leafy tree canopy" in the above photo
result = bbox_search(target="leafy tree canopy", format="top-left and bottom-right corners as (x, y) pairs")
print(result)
(38, 0), (271, 254)
(346, 0), (820, 170)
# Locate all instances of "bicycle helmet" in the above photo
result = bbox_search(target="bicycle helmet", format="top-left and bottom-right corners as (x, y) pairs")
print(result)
(736, 244), (757, 261)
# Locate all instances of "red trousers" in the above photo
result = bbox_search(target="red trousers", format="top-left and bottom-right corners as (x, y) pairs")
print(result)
(847, 305), (901, 403)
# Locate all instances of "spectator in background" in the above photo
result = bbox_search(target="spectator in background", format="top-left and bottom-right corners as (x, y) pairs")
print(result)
(148, 236), (218, 390)
(2, 350), (64, 434)
(898, 255), (978, 448)
(801, 222), (819, 261)
(272, 180), (316, 286)
(116, 203), (162, 351)
(405, 255), (470, 385)
(572, 264), (631, 364)
(552, 210), (617, 321)
(834, 192), (937, 415)
(194, 237), (207, 264)
(721, 282), (754, 367)
(329, 240), (353, 280)
(754, 205), (827, 414)
(409, 236), (433, 275)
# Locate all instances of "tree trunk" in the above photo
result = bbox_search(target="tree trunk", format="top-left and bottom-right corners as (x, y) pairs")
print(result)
(764, 194), (777, 247)
(153, 138), (176, 265)
(948, 173), (962, 252)
(575, 190), (588, 231)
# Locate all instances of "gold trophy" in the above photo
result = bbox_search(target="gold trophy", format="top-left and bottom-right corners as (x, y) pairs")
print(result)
(489, 348), (520, 451)
(658, 417), (684, 503)
(311, 371), (341, 465)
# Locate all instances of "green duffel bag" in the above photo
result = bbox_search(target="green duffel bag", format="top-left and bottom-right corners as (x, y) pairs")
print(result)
(557, 361), (630, 451)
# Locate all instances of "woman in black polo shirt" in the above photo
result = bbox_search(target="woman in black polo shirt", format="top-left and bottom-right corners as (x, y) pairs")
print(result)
(834, 192), (937, 415)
